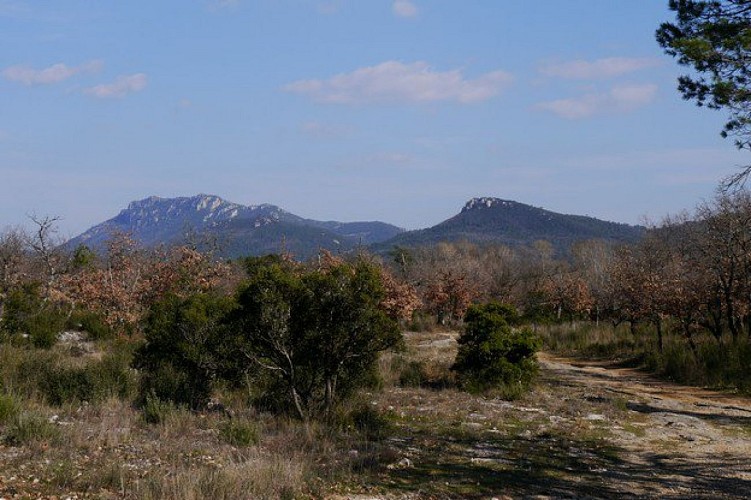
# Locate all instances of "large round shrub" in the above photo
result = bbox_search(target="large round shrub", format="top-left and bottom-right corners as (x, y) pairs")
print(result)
(452, 302), (540, 397)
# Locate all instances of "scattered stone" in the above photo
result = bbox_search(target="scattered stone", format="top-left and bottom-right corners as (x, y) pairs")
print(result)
(387, 457), (413, 470)
(585, 414), (606, 421)
(58, 331), (85, 343)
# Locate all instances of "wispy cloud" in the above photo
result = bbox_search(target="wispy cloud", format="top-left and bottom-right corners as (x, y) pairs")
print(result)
(2, 60), (102, 85)
(392, 0), (418, 18)
(539, 57), (661, 80)
(535, 83), (657, 119)
(84, 73), (147, 99)
(283, 61), (512, 105)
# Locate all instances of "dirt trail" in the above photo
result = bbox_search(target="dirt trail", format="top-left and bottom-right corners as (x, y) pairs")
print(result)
(354, 339), (751, 498)
(537, 352), (751, 498)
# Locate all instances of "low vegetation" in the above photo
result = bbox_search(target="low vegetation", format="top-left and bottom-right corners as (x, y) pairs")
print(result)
(4, 188), (751, 495)
(453, 302), (540, 398)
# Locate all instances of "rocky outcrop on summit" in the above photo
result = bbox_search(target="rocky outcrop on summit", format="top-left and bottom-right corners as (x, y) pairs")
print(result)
(68, 194), (293, 249)
(461, 197), (518, 212)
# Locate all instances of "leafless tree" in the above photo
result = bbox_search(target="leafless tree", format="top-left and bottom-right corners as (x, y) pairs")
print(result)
(25, 214), (64, 298)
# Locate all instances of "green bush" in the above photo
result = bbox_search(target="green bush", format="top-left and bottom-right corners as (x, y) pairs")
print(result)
(219, 419), (259, 447)
(1, 283), (42, 337)
(0, 393), (19, 424)
(134, 293), (236, 409)
(2, 348), (57, 398)
(228, 258), (402, 419)
(452, 302), (540, 397)
(27, 310), (67, 349)
(133, 257), (402, 420)
(39, 353), (135, 406)
(1, 283), (66, 348)
(141, 393), (176, 425)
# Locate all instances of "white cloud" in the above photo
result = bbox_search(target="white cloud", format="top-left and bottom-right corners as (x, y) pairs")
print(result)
(535, 83), (658, 119)
(283, 61), (513, 105)
(392, 0), (417, 18)
(539, 57), (661, 80)
(2, 60), (102, 85)
(84, 73), (147, 99)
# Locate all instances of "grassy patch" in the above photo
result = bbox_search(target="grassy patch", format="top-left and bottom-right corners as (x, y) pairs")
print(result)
(219, 419), (259, 447)
(141, 393), (177, 425)
(5, 410), (59, 445)
(0, 392), (20, 423)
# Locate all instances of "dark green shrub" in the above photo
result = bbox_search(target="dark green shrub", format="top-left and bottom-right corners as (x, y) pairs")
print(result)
(452, 302), (541, 397)
(39, 353), (135, 406)
(228, 258), (402, 419)
(27, 310), (66, 349)
(133, 257), (402, 420)
(134, 293), (236, 409)
(1, 283), (65, 348)
(1, 284), (41, 337)
(139, 362), (195, 408)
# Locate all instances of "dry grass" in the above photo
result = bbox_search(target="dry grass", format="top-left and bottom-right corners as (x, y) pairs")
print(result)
(0, 328), (661, 498)
(132, 453), (306, 500)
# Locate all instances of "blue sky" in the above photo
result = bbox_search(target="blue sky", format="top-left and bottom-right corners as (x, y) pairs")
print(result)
(1, 0), (747, 237)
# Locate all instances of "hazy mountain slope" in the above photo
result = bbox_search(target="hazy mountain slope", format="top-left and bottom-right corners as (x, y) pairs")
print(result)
(66, 194), (404, 258)
(377, 197), (643, 253)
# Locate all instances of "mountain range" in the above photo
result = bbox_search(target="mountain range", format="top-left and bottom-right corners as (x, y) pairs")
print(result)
(66, 195), (405, 259)
(66, 194), (643, 258)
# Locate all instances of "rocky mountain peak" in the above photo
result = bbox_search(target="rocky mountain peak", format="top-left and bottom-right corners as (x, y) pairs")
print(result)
(461, 197), (515, 212)
(65, 193), (405, 259)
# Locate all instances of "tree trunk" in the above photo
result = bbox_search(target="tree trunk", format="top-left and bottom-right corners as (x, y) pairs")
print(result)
(725, 291), (739, 342)
(290, 385), (307, 422)
(324, 377), (334, 415)
(683, 322), (699, 359)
